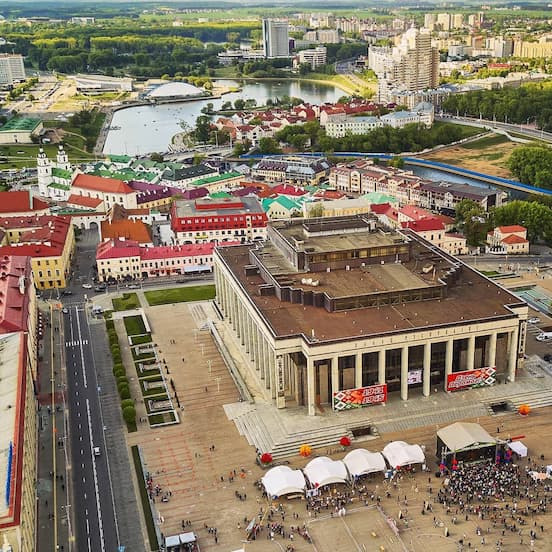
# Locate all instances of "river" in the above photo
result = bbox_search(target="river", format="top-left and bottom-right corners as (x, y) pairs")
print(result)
(103, 79), (342, 156)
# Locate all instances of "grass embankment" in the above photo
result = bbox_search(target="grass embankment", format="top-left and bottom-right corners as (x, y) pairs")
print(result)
(112, 292), (141, 312)
(144, 284), (215, 306)
(422, 132), (518, 178)
(131, 445), (159, 551)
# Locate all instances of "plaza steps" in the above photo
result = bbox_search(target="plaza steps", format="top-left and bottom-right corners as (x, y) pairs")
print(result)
(373, 402), (489, 434)
(224, 402), (357, 460)
(481, 387), (552, 412)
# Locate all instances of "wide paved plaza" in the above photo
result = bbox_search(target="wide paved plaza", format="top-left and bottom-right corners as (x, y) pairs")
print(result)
(124, 300), (552, 552)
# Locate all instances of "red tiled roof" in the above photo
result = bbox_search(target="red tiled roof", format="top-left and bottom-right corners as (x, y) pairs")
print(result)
(0, 216), (72, 258)
(96, 239), (140, 260)
(72, 173), (133, 194)
(401, 219), (445, 232)
(0, 191), (49, 214)
(271, 184), (307, 197)
(369, 202), (391, 215)
(0, 255), (32, 334)
(66, 194), (103, 209)
(399, 205), (433, 221)
(314, 190), (346, 200)
(501, 234), (528, 244)
(497, 225), (526, 234)
(100, 219), (152, 244)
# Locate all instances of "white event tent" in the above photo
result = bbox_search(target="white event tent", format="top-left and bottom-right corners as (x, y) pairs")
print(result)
(382, 441), (425, 468)
(261, 466), (307, 497)
(304, 457), (348, 488)
(343, 449), (386, 478)
(507, 441), (528, 457)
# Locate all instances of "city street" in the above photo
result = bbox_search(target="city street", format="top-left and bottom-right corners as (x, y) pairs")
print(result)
(63, 304), (119, 552)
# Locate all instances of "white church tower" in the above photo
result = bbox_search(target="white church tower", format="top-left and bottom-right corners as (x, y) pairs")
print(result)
(36, 148), (52, 197)
(56, 144), (71, 172)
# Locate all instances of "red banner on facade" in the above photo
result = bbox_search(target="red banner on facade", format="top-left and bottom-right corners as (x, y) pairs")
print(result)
(446, 367), (496, 392)
(333, 384), (387, 411)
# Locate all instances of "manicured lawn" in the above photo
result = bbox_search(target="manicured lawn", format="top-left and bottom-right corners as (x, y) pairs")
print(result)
(123, 315), (147, 336)
(131, 445), (158, 550)
(130, 334), (153, 346)
(432, 121), (483, 139)
(144, 285), (215, 306)
(112, 292), (140, 311)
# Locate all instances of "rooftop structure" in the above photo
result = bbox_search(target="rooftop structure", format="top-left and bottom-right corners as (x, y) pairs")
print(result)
(215, 215), (527, 415)
(100, 219), (152, 245)
(147, 81), (204, 99)
(0, 191), (48, 216)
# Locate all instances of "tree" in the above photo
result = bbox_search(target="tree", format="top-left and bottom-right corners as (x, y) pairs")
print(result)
(121, 399), (134, 410)
(233, 142), (246, 157)
(455, 199), (489, 246)
(221, 101), (232, 111)
(258, 137), (282, 154)
(508, 146), (552, 188)
(194, 115), (212, 143)
(234, 99), (245, 110)
(122, 405), (136, 425)
(150, 152), (164, 163)
(308, 203), (324, 218)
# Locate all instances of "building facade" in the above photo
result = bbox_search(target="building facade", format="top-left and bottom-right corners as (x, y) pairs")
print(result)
(263, 19), (290, 58)
(171, 197), (268, 245)
(214, 216), (527, 416)
(0, 54), (25, 86)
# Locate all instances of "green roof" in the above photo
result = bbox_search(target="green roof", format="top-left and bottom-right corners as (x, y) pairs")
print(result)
(274, 195), (301, 211)
(48, 182), (70, 190)
(262, 198), (275, 211)
(0, 117), (42, 133)
(361, 191), (399, 204)
(192, 171), (241, 187)
(52, 167), (72, 179)
(108, 154), (131, 164)
(210, 191), (232, 199)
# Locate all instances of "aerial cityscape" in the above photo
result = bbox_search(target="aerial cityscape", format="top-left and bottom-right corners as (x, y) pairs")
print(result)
(2, 1), (552, 551)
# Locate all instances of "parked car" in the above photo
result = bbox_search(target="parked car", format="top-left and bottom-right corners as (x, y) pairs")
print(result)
(93, 447), (101, 457)
(536, 332), (552, 342)
(61, 290), (72, 296)
(62, 308), (68, 314)
(528, 317), (541, 324)
(82, 283), (93, 289)
(128, 284), (139, 289)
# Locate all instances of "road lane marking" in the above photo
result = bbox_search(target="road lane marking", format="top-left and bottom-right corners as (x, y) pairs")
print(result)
(86, 398), (105, 551)
(75, 308), (88, 389)
(86, 518), (90, 535)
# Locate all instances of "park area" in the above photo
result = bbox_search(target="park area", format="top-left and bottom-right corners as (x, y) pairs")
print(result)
(144, 284), (215, 306)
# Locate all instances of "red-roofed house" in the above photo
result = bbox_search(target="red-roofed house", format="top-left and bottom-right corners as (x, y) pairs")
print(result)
(487, 225), (529, 254)
(370, 203), (400, 227)
(66, 194), (105, 212)
(0, 216), (75, 288)
(402, 219), (468, 256)
(71, 173), (138, 210)
(271, 184), (308, 197)
(0, 191), (49, 217)
(96, 239), (239, 282)
(100, 219), (152, 246)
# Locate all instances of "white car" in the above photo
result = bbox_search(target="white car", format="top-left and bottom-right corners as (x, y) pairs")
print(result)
(93, 446), (101, 457)
(528, 317), (540, 324)
(536, 332), (552, 342)
(82, 283), (93, 289)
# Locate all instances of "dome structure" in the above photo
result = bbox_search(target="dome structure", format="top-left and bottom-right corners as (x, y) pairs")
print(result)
(147, 81), (203, 98)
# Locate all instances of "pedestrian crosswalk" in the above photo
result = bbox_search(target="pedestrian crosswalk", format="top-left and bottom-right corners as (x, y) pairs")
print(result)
(65, 339), (89, 347)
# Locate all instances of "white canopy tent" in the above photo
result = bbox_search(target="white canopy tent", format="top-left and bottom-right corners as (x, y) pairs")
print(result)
(262, 466), (306, 497)
(164, 532), (197, 550)
(508, 441), (528, 457)
(343, 449), (386, 478)
(382, 441), (425, 468)
(437, 422), (496, 453)
(304, 457), (349, 488)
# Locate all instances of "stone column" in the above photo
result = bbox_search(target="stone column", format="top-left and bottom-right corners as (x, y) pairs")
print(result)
(444, 339), (453, 391)
(307, 357), (316, 416)
(423, 342), (431, 397)
(401, 345), (409, 401)
(355, 352), (363, 389)
(466, 335), (475, 372)
(331, 356), (339, 409)
(378, 349), (386, 385)
(275, 354), (285, 409)
(487, 332), (497, 367)
(508, 326), (519, 383)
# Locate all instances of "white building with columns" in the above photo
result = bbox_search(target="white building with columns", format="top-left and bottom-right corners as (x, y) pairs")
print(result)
(214, 215), (528, 416)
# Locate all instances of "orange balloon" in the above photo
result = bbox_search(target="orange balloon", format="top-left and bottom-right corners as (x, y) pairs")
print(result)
(299, 444), (312, 457)
(518, 404), (531, 416)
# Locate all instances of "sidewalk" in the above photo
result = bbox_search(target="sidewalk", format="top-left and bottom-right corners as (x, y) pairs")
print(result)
(36, 302), (71, 552)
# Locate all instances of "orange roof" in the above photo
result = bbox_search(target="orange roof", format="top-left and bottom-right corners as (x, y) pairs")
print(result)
(0, 191), (49, 214)
(100, 219), (152, 244)
(497, 225), (526, 234)
(501, 234), (528, 245)
(72, 173), (133, 194)
(67, 194), (104, 209)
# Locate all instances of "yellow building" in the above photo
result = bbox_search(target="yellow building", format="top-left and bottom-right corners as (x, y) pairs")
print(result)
(304, 198), (373, 218)
(0, 216), (75, 289)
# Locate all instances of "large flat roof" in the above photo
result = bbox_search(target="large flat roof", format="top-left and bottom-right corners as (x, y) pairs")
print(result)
(217, 233), (524, 343)
(0, 117), (41, 133)
(0, 332), (23, 520)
